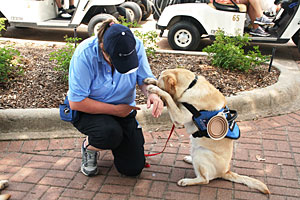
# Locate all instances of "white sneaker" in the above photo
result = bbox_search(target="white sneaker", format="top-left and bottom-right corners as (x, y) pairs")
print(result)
(81, 139), (99, 176)
(249, 26), (270, 37)
(254, 15), (275, 27)
(61, 12), (72, 19)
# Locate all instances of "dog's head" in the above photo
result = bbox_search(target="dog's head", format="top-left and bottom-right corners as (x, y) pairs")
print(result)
(156, 68), (226, 110)
(156, 68), (195, 100)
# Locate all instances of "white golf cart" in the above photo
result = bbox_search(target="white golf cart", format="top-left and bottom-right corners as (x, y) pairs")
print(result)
(154, 0), (300, 52)
(0, 0), (143, 37)
(126, 0), (153, 20)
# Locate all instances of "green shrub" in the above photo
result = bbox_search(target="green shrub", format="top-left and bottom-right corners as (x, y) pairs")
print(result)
(0, 45), (23, 84)
(49, 36), (82, 81)
(0, 18), (7, 37)
(118, 16), (140, 28)
(203, 30), (269, 72)
(134, 30), (158, 58)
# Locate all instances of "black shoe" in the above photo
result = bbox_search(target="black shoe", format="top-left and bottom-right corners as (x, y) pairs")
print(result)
(58, 8), (72, 18)
(66, 5), (76, 15)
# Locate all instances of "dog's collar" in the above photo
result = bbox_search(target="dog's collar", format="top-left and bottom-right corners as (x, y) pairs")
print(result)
(184, 75), (198, 93)
(188, 75), (198, 90)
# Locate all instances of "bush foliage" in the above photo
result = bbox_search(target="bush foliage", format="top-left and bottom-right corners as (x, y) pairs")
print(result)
(118, 16), (140, 28)
(203, 30), (269, 72)
(0, 19), (23, 84)
(0, 18), (7, 36)
(49, 36), (82, 81)
(134, 30), (158, 58)
(0, 46), (23, 84)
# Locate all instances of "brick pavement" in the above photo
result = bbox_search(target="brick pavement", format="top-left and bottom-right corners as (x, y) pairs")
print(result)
(0, 110), (300, 200)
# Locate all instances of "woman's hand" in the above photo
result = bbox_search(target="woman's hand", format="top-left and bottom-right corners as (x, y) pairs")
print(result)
(147, 93), (164, 118)
(115, 104), (141, 117)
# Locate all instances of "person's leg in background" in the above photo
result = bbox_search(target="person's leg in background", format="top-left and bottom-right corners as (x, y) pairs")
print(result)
(238, 0), (274, 36)
(55, 0), (75, 18)
(68, 0), (76, 12)
(55, 0), (64, 14)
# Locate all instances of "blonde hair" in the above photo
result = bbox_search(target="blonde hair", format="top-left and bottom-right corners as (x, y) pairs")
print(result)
(97, 18), (119, 44)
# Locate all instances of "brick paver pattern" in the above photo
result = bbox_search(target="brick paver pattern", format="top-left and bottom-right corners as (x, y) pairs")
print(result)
(1, 110), (300, 200)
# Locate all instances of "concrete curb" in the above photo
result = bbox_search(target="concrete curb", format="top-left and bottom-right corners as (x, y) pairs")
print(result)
(1, 50), (300, 140)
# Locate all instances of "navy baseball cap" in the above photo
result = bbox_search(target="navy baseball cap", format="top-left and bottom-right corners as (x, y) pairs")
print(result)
(103, 24), (138, 74)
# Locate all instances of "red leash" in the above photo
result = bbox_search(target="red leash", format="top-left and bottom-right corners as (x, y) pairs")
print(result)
(144, 124), (175, 167)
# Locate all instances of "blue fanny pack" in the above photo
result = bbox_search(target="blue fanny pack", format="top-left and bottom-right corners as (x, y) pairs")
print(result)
(59, 96), (78, 123)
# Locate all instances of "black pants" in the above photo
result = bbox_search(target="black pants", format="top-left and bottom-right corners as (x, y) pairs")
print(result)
(73, 110), (145, 176)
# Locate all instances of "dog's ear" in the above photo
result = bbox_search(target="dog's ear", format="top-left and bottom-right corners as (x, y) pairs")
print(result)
(163, 74), (177, 96)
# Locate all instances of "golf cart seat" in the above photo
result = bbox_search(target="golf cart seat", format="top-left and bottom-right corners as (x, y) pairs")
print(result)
(208, 0), (247, 13)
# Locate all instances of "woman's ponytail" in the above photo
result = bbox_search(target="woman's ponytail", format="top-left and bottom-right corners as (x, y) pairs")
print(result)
(97, 18), (119, 43)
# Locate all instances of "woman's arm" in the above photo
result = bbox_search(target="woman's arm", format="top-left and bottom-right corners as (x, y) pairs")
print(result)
(69, 98), (140, 118)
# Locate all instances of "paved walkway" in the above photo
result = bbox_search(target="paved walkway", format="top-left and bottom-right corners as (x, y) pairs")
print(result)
(1, 110), (300, 200)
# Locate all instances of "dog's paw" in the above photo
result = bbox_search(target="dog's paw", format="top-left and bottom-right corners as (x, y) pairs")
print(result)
(177, 179), (189, 187)
(183, 156), (193, 164)
(146, 84), (160, 94)
(144, 78), (158, 86)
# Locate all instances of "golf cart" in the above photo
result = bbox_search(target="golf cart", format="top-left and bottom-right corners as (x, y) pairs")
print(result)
(0, 0), (142, 37)
(153, 0), (300, 52)
(126, 0), (153, 20)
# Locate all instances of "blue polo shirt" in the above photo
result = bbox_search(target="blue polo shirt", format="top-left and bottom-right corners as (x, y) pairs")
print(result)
(67, 36), (155, 106)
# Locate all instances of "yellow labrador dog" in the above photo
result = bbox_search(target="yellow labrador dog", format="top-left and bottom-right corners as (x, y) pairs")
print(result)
(0, 180), (10, 200)
(144, 68), (270, 194)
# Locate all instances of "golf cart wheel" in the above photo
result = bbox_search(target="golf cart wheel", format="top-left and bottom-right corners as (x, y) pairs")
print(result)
(141, 0), (153, 20)
(168, 21), (201, 51)
(292, 29), (299, 46)
(119, 2), (142, 24)
(88, 14), (116, 37)
(117, 6), (134, 23)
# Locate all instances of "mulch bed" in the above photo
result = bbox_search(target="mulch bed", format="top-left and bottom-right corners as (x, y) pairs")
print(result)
(0, 41), (280, 109)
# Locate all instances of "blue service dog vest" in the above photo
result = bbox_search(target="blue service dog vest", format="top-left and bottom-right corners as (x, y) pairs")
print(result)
(182, 103), (240, 140)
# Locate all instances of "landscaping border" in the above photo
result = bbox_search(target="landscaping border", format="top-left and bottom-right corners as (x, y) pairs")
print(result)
(1, 46), (300, 140)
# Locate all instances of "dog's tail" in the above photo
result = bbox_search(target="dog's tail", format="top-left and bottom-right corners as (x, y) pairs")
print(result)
(0, 180), (10, 200)
(222, 171), (270, 194)
(0, 194), (11, 200)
